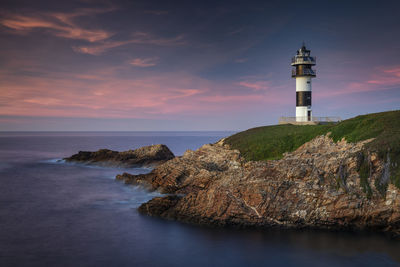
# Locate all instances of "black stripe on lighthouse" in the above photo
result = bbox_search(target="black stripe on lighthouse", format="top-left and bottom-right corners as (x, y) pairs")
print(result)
(296, 91), (312, 106)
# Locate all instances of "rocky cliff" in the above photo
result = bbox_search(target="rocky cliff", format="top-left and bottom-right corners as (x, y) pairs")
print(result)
(65, 144), (175, 167)
(117, 134), (400, 235)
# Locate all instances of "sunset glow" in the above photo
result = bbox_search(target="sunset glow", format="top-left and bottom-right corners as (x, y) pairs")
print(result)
(0, 0), (399, 130)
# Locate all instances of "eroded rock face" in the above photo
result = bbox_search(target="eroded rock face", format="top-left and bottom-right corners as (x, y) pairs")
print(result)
(118, 135), (400, 235)
(65, 144), (175, 167)
(117, 144), (242, 194)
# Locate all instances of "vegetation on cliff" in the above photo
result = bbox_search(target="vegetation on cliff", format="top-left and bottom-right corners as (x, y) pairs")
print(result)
(225, 110), (400, 188)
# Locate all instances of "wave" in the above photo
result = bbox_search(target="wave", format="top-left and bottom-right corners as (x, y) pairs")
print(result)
(42, 158), (153, 177)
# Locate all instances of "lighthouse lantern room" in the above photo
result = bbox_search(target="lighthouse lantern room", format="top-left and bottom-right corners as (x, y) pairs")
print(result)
(291, 43), (316, 122)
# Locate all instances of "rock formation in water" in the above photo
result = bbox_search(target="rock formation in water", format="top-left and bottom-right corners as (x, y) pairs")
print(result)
(65, 144), (175, 167)
(117, 135), (400, 236)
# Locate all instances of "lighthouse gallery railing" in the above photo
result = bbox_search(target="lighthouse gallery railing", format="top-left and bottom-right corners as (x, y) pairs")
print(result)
(291, 68), (316, 77)
(291, 56), (316, 65)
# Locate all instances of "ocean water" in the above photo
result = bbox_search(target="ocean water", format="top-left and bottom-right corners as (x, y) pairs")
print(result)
(0, 131), (399, 267)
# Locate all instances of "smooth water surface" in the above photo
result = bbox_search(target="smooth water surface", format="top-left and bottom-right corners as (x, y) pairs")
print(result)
(0, 132), (399, 267)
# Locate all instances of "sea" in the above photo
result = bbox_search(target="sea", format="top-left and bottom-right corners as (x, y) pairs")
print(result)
(0, 131), (399, 267)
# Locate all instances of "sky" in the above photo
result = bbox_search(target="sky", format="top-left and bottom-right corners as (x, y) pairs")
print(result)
(0, 0), (399, 131)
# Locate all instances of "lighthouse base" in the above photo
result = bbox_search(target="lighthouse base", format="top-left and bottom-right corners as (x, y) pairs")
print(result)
(296, 107), (312, 122)
(278, 116), (342, 125)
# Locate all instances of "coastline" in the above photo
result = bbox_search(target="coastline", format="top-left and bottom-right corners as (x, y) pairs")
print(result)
(115, 135), (400, 237)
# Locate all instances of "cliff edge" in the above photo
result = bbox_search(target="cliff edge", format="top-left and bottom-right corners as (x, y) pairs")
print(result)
(116, 110), (400, 235)
(118, 135), (399, 235)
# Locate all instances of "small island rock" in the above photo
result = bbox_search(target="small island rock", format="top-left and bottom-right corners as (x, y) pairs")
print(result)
(65, 144), (175, 167)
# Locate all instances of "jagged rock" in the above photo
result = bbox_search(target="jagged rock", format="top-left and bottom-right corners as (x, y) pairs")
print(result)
(118, 135), (400, 235)
(138, 195), (182, 217)
(65, 144), (174, 167)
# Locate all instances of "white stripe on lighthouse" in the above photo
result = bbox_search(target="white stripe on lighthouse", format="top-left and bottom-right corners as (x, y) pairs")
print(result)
(296, 77), (311, 92)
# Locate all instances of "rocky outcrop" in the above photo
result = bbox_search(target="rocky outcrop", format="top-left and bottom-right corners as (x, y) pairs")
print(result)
(65, 144), (175, 167)
(116, 143), (241, 193)
(118, 135), (400, 235)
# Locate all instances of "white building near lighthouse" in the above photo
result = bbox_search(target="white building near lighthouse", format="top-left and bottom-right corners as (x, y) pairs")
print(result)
(291, 43), (316, 122)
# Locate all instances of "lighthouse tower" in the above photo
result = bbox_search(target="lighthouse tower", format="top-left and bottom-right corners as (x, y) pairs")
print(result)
(291, 43), (316, 122)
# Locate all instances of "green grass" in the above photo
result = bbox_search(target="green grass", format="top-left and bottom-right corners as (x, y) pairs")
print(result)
(225, 110), (400, 188)
(225, 124), (331, 161)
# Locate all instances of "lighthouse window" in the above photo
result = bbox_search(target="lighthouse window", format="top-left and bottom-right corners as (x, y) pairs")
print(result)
(307, 81), (310, 84)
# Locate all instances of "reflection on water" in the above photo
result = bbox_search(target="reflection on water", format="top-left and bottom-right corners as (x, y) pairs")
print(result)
(0, 132), (399, 267)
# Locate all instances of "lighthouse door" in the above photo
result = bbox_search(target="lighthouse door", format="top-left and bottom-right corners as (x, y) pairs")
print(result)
(307, 111), (311, 121)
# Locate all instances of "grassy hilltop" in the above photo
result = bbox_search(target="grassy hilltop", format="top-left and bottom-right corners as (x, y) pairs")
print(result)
(225, 110), (400, 188)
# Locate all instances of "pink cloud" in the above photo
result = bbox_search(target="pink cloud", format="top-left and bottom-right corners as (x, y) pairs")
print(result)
(72, 40), (128, 55)
(0, 64), (287, 119)
(129, 57), (159, 67)
(73, 33), (186, 55)
(383, 67), (400, 76)
(0, 8), (114, 42)
(239, 81), (270, 91)
(314, 65), (400, 99)
(162, 89), (201, 100)
(367, 66), (400, 85)
(1, 9), (186, 55)
(200, 94), (266, 103)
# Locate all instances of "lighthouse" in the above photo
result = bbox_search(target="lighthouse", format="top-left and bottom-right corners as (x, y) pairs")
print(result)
(291, 43), (316, 122)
